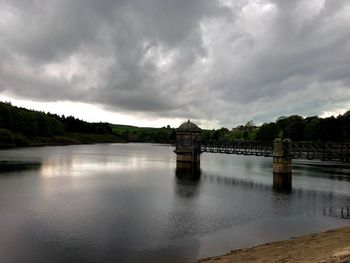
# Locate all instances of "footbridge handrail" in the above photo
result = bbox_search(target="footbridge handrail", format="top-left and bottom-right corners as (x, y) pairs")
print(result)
(201, 141), (273, 157)
(200, 140), (350, 162)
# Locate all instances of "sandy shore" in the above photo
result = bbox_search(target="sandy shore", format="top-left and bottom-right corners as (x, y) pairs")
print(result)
(199, 226), (350, 263)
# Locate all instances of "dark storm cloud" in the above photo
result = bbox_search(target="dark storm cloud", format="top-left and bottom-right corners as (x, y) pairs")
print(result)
(0, 0), (349, 127)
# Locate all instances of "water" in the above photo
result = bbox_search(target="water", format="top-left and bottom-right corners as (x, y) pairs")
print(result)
(0, 143), (349, 262)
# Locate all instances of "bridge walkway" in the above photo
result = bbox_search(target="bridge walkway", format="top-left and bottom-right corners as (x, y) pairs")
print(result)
(201, 141), (350, 162)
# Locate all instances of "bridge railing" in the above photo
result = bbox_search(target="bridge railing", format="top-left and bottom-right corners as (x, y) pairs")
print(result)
(201, 141), (273, 157)
(200, 140), (350, 162)
(290, 142), (350, 161)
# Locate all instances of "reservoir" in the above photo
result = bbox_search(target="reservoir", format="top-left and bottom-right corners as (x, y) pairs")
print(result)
(0, 143), (349, 262)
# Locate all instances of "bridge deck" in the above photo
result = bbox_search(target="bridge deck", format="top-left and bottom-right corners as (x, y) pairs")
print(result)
(201, 141), (350, 162)
(201, 142), (273, 157)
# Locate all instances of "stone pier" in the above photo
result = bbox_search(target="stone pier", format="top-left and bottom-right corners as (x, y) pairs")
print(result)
(273, 138), (292, 192)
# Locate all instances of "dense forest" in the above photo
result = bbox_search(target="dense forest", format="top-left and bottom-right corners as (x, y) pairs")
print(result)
(0, 101), (349, 148)
(0, 101), (175, 148)
(0, 102), (120, 148)
(203, 112), (350, 143)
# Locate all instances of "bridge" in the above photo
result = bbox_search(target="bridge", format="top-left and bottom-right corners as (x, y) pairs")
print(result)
(201, 141), (350, 162)
(174, 120), (350, 191)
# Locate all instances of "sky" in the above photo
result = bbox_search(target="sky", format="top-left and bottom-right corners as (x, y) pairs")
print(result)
(0, 0), (349, 129)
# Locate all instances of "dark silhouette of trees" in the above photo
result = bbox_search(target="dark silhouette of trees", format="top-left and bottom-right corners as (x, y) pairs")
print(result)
(277, 115), (305, 141)
(0, 102), (117, 147)
(256, 122), (279, 141)
(256, 112), (350, 142)
(0, 101), (349, 147)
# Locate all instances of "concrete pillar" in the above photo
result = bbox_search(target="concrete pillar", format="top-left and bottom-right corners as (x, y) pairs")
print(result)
(176, 151), (200, 179)
(273, 173), (292, 193)
(273, 138), (292, 174)
(176, 161), (201, 180)
(176, 151), (201, 178)
(176, 152), (200, 163)
(273, 138), (292, 192)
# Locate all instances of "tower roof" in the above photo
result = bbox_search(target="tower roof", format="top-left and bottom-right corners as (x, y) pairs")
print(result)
(177, 120), (201, 131)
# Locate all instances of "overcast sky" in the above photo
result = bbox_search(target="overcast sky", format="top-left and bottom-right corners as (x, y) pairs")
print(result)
(0, 0), (349, 128)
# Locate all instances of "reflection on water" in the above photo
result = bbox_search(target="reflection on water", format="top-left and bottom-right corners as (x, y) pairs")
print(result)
(323, 207), (350, 220)
(0, 161), (41, 173)
(175, 165), (201, 199)
(199, 171), (348, 205)
(0, 144), (349, 262)
(273, 173), (292, 193)
(40, 156), (131, 178)
(294, 161), (350, 178)
(176, 161), (201, 179)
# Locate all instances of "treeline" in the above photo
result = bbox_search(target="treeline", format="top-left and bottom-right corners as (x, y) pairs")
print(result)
(202, 112), (350, 143)
(256, 113), (350, 141)
(111, 124), (175, 144)
(1, 101), (348, 148)
(0, 102), (119, 148)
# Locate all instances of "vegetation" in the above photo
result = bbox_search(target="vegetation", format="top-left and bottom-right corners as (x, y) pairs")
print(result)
(257, 113), (350, 142)
(0, 101), (349, 148)
(0, 101), (177, 148)
(206, 112), (350, 143)
(111, 124), (175, 143)
(0, 102), (122, 148)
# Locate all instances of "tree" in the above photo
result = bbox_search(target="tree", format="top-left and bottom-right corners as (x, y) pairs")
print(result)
(284, 120), (305, 141)
(0, 129), (15, 147)
(303, 117), (321, 141)
(256, 123), (279, 141)
(274, 115), (304, 140)
(212, 128), (229, 142)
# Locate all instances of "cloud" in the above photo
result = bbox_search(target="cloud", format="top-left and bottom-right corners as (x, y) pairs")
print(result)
(0, 0), (349, 127)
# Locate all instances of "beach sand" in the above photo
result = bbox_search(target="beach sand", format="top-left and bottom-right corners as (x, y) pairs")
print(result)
(199, 226), (350, 263)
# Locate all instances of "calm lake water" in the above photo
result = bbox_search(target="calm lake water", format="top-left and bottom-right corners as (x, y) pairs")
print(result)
(0, 143), (349, 262)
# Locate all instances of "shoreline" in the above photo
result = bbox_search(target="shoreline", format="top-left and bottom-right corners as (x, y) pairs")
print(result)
(0, 136), (174, 150)
(199, 226), (350, 263)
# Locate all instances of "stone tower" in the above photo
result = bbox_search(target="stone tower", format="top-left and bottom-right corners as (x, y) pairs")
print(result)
(174, 120), (202, 173)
